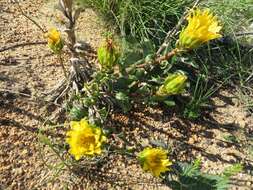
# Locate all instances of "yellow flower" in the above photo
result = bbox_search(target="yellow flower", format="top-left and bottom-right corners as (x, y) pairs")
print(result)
(45, 28), (64, 53)
(138, 147), (172, 177)
(177, 9), (222, 50)
(157, 72), (187, 97)
(47, 28), (61, 44)
(66, 119), (107, 160)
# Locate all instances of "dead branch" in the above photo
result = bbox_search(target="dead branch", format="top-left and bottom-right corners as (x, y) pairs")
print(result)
(17, 2), (46, 33)
(234, 32), (253, 37)
(58, 53), (68, 80)
(43, 78), (68, 102)
(0, 41), (47, 52)
(0, 88), (32, 98)
(0, 88), (61, 107)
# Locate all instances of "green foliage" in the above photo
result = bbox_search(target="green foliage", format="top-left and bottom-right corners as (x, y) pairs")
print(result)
(115, 91), (131, 113)
(69, 105), (86, 121)
(75, 0), (253, 121)
(120, 38), (156, 68)
(165, 160), (242, 190)
(223, 135), (239, 144)
(27, 0), (252, 188)
(48, 40), (64, 54)
(183, 75), (217, 120)
(74, 0), (253, 120)
(222, 164), (243, 178)
(201, 0), (253, 33)
(77, 0), (193, 43)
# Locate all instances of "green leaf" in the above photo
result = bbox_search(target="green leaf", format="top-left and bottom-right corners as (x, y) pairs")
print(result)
(181, 159), (201, 177)
(115, 92), (129, 101)
(164, 100), (176, 107)
(115, 92), (131, 113)
(69, 105), (87, 121)
(183, 108), (201, 120)
(141, 38), (156, 56)
(134, 69), (146, 79)
(223, 135), (238, 144)
(38, 134), (52, 147)
(114, 77), (133, 89)
(166, 159), (235, 190)
(222, 164), (243, 178)
(136, 83), (151, 95)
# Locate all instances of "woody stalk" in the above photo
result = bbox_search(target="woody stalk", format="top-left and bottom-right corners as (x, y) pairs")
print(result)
(47, 0), (89, 101)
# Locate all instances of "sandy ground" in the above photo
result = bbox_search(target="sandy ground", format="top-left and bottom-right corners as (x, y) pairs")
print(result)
(0, 0), (253, 190)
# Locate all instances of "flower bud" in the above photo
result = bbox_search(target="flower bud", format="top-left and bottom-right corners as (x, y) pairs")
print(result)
(157, 73), (187, 97)
(97, 37), (120, 70)
(45, 28), (64, 54)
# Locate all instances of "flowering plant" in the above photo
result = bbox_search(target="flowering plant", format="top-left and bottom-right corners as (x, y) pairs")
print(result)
(177, 9), (222, 50)
(45, 28), (64, 54)
(138, 147), (172, 177)
(66, 119), (107, 160)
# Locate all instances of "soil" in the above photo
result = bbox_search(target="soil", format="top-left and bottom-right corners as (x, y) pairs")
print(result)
(0, 0), (253, 190)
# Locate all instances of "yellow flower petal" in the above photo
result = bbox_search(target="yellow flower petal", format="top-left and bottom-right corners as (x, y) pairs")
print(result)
(46, 28), (64, 53)
(178, 9), (222, 50)
(66, 119), (107, 160)
(47, 28), (61, 44)
(138, 147), (171, 177)
(70, 121), (79, 127)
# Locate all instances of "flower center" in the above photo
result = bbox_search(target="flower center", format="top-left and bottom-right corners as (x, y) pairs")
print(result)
(149, 155), (163, 167)
(79, 135), (96, 148)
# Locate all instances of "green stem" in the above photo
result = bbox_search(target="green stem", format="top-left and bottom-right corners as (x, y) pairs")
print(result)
(127, 48), (181, 73)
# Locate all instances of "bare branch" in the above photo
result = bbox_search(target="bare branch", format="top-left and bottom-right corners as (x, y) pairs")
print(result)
(0, 88), (32, 97)
(0, 88), (61, 106)
(0, 41), (46, 52)
(234, 32), (253, 37)
(17, 2), (46, 33)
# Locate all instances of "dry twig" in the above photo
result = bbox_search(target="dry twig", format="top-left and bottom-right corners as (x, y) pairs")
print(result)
(17, 2), (46, 33)
(0, 41), (46, 52)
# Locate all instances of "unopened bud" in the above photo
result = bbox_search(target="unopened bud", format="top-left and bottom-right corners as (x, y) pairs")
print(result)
(97, 37), (120, 70)
(157, 72), (187, 97)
